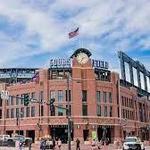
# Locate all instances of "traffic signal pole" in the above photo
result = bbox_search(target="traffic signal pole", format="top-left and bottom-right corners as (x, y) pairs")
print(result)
(1, 87), (72, 148)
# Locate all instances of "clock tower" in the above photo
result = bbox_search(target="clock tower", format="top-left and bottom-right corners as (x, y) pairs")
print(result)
(71, 48), (92, 65)
(71, 48), (96, 118)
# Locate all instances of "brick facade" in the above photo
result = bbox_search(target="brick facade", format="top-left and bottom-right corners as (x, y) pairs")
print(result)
(0, 56), (150, 143)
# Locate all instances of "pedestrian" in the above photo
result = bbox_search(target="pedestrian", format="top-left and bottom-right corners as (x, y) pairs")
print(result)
(57, 138), (62, 150)
(49, 138), (53, 149)
(19, 140), (24, 150)
(52, 138), (55, 150)
(91, 139), (96, 150)
(40, 138), (46, 150)
(28, 141), (32, 150)
(97, 140), (102, 150)
(76, 138), (80, 150)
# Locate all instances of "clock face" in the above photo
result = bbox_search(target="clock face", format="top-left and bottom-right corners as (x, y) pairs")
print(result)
(76, 52), (89, 64)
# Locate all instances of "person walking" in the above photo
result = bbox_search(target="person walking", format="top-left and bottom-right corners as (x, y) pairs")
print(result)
(19, 140), (24, 150)
(40, 138), (46, 150)
(91, 139), (96, 150)
(52, 138), (55, 150)
(57, 138), (62, 150)
(76, 138), (80, 150)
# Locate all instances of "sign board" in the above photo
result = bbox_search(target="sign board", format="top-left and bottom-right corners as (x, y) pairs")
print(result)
(50, 59), (71, 68)
(92, 131), (97, 140)
(0, 90), (9, 100)
(92, 59), (109, 69)
(50, 58), (109, 70)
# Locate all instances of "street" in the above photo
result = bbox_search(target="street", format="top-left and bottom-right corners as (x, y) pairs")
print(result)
(0, 144), (150, 150)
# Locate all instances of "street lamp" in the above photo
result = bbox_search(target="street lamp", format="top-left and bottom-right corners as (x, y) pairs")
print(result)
(16, 112), (23, 135)
(66, 73), (71, 150)
(65, 72), (81, 150)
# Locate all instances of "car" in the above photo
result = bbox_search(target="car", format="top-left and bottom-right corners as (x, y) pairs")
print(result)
(7, 134), (32, 147)
(123, 136), (145, 150)
(0, 134), (10, 146)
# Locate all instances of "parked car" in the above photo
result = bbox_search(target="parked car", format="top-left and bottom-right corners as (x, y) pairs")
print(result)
(7, 134), (32, 147)
(0, 135), (10, 146)
(123, 136), (145, 150)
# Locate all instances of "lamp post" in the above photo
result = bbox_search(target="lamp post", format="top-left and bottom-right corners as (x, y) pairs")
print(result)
(1, 90), (9, 134)
(117, 79), (123, 140)
(16, 112), (23, 135)
(67, 73), (71, 150)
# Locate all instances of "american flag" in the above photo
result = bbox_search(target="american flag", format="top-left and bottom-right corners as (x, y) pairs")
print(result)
(68, 27), (79, 38)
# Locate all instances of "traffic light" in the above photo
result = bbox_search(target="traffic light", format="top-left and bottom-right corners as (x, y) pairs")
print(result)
(24, 94), (30, 106)
(50, 98), (55, 115)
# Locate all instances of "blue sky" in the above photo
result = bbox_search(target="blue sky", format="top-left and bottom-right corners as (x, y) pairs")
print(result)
(0, 0), (149, 72)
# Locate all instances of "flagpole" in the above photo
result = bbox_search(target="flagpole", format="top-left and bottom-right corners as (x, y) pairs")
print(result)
(68, 27), (80, 49)
(79, 27), (83, 48)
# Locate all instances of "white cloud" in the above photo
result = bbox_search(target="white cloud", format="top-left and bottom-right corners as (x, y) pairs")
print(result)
(0, 0), (149, 69)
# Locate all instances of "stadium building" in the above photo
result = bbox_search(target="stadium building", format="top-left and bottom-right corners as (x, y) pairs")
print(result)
(0, 48), (149, 143)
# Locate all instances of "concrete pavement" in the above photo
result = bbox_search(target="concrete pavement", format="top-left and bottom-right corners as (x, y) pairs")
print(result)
(0, 144), (150, 150)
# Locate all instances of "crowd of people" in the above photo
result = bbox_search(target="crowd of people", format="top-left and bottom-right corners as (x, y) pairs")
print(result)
(39, 136), (111, 150)
(40, 137), (62, 150)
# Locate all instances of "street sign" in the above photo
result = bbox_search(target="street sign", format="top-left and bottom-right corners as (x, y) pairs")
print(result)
(0, 90), (9, 100)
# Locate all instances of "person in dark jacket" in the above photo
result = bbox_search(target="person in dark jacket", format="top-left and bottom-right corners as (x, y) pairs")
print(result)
(52, 138), (56, 150)
(40, 138), (46, 150)
(76, 138), (80, 150)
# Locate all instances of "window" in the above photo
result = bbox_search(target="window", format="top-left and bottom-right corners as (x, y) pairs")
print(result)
(20, 108), (24, 118)
(82, 90), (87, 102)
(10, 96), (14, 105)
(58, 106), (64, 116)
(50, 91), (55, 99)
(104, 106), (107, 117)
(31, 106), (35, 117)
(16, 95), (19, 105)
(41, 105), (44, 116)
(118, 107), (120, 117)
(11, 108), (14, 118)
(103, 92), (107, 103)
(96, 91), (101, 102)
(26, 107), (30, 117)
(16, 108), (19, 118)
(6, 99), (9, 106)
(31, 92), (35, 99)
(0, 95), (2, 106)
(58, 90), (63, 102)
(121, 96), (124, 106)
(109, 92), (112, 103)
(97, 105), (101, 116)
(6, 109), (9, 118)
(65, 90), (71, 101)
(21, 94), (24, 105)
(39, 91), (44, 103)
(0, 110), (1, 119)
(122, 109), (125, 118)
(82, 104), (88, 116)
(110, 106), (112, 117)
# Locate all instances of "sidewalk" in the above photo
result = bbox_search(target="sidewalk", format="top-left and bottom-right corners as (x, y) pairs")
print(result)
(31, 143), (121, 150)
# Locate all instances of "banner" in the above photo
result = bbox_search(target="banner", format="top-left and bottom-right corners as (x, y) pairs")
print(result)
(92, 131), (97, 140)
